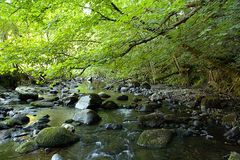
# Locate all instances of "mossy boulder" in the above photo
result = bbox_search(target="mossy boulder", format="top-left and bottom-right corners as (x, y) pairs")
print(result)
(15, 141), (38, 154)
(30, 101), (54, 108)
(137, 129), (173, 148)
(138, 112), (165, 128)
(228, 152), (240, 160)
(35, 127), (79, 147)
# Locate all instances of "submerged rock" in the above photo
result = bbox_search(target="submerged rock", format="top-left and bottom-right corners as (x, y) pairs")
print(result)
(75, 94), (102, 110)
(138, 112), (165, 128)
(30, 101), (54, 108)
(15, 86), (38, 101)
(35, 127), (79, 147)
(103, 123), (123, 130)
(137, 129), (173, 148)
(117, 95), (128, 101)
(73, 109), (101, 125)
(101, 100), (119, 109)
(15, 140), (38, 154)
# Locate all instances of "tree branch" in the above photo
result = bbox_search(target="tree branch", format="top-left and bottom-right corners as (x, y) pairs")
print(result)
(119, 7), (201, 58)
(111, 2), (124, 15)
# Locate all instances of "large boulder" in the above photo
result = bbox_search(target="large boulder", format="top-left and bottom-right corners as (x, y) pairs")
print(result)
(15, 86), (38, 101)
(35, 127), (79, 147)
(137, 129), (173, 148)
(73, 109), (101, 125)
(15, 140), (38, 154)
(75, 94), (102, 110)
(138, 112), (165, 128)
(30, 101), (54, 108)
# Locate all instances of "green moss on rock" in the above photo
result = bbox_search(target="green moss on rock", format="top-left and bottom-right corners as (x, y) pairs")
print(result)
(35, 127), (79, 147)
(137, 129), (173, 148)
(15, 141), (38, 154)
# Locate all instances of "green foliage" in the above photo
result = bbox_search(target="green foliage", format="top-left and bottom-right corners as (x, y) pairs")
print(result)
(0, 0), (239, 94)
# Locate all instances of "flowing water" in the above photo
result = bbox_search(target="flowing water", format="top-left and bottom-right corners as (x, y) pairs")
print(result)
(0, 82), (240, 160)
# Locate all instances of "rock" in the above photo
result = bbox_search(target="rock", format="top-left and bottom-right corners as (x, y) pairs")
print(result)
(35, 127), (79, 147)
(61, 123), (75, 133)
(98, 92), (111, 99)
(101, 101), (119, 109)
(30, 101), (54, 108)
(222, 113), (237, 126)
(120, 87), (129, 93)
(141, 82), (151, 89)
(12, 114), (30, 124)
(0, 122), (9, 130)
(138, 112), (165, 128)
(138, 102), (161, 112)
(224, 126), (240, 140)
(50, 90), (58, 94)
(103, 123), (123, 130)
(63, 93), (79, 106)
(15, 140), (38, 154)
(38, 115), (50, 124)
(73, 109), (101, 125)
(137, 129), (173, 148)
(3, 114), (30, 127)
(117, 95), (128, 101)
(75, 94), (102, 110)
(51, 153), (64, 160)
(15, 86), (38, 101)
(228, 152), (240, 160)
(104, 84), (113, 90)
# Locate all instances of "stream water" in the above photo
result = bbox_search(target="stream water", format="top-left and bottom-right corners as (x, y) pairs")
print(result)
(0, 82), (240, 160)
